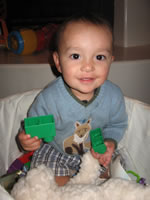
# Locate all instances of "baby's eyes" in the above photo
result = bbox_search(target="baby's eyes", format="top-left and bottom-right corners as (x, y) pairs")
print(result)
(70, 54), (106, 60)
(96, 55), (106, 61)
(71, 54), (80, 60)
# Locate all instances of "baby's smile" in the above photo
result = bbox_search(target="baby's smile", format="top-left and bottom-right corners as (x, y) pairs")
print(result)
(79, 77), (95, 83)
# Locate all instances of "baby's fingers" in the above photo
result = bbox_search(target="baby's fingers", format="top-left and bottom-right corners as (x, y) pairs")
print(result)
(18, 130), (41, 151)
(99, 154), (112, 167)
(22, 137), (42, 151)
(91, 148), (101, 159)
(18, 130), (30, 140)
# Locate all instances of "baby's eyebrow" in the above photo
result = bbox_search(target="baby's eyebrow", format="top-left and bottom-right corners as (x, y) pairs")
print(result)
(96, 48), (112, 54)
(65, 46), (81, 52)
(63, 48), (81, 55)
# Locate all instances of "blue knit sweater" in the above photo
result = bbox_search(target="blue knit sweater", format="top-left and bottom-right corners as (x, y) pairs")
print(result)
(28, 76), (128, 155)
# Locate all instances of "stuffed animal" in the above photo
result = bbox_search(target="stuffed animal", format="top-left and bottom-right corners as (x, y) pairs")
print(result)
(11, 152), (150, 200)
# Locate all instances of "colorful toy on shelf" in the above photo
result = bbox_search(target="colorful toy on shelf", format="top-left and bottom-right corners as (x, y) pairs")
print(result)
(24, 115), (56, 143)
(90, 128), (107, 154)
(36, 23), (58, 51)
(0, 18), (8, 47)
(7, 24), (58, 55)
(7, 29), (37, 55)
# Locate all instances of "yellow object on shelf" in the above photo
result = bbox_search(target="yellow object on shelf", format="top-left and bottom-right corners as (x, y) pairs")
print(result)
(20, 29), (37, 55)
(8, 29), (37, 55)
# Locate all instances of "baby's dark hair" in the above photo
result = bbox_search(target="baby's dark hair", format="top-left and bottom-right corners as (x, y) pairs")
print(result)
(50, 12), (113, 52)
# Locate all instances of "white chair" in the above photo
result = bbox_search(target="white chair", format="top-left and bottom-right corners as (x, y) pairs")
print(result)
(0, 89), (150, 199)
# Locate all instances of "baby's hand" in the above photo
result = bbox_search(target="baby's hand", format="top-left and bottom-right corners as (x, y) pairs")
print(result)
(91, 140), (115, 167)
(18, 130), (42, 151)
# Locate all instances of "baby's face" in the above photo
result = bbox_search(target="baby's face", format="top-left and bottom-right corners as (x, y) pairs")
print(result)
(53, 21), (114, 101)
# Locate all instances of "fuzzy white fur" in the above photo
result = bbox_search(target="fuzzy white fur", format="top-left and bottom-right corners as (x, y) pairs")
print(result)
(11, 152), (150, 200)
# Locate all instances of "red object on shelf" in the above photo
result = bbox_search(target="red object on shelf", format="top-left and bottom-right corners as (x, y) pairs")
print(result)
(0, 18), (8, 47)
(35, 24), (58, 51)
(36, 30), (46, 51)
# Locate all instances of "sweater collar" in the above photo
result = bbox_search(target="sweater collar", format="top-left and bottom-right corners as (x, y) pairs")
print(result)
(63, 80), (100, 107)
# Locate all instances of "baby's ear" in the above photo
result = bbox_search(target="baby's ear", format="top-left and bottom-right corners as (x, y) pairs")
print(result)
(52, 52), (62, 73)
(111, 56), (115, 62)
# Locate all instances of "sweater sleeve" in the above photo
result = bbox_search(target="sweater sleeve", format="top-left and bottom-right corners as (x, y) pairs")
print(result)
(103, 88), (128, 144)
(27, 93), (49, 117)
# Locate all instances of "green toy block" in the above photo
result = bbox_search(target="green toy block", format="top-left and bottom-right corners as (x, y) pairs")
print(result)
(90, 128), (106, 154)
(24, 115), (56, 142)
(24, 162), (31, 170)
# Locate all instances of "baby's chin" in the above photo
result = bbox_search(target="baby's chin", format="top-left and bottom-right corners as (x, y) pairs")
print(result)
(71, 88), (96, 101)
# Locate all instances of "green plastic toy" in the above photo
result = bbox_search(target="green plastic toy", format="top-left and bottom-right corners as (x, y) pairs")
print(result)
(90, 128), (107, 154)
(24, 115), (56, 142)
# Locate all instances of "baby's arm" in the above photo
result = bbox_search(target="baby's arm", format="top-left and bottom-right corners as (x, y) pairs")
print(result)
(17, 93), (46, 152)
(17, 130), (42, 152)
(91, 140), (115, 167)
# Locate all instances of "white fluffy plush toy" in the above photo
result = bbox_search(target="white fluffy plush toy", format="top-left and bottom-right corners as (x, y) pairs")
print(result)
(11, 152), (150, 200)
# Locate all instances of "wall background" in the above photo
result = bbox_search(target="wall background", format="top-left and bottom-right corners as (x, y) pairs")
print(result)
(114, 0), (150, 47)
(0, 59), (150, 104)
(0, 0), (150, 104)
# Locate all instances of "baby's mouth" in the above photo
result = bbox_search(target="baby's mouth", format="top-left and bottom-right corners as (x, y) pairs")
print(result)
(80, 78), (94, 82)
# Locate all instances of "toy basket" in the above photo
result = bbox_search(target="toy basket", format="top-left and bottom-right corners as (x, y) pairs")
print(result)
(0, 89), (150, 199)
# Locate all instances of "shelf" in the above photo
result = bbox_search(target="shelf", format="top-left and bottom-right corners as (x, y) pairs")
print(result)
(114, 45), (150, 62)
(0, 45), (150, 65)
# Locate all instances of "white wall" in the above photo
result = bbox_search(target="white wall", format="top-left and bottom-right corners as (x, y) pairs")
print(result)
(0, 60), (150, 105)
(0, 64), (55, 98)
(109, 60), (150, 104)
(114, 0), (150, 47)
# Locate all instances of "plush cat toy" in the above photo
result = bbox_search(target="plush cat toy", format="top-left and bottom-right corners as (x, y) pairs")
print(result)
(11, 152), (150, 200)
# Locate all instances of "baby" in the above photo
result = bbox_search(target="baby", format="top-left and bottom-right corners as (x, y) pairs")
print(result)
(18, 12), (128, 186)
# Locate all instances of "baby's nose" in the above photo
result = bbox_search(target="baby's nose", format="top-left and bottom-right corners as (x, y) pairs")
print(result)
(81, 61), (94, 72)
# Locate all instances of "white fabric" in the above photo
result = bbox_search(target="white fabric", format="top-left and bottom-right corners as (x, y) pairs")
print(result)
(119, 97), (150, 182)
(0, 90), (150, 199)
(0, 90), (40, 176)
(0, 184), (14, 200)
